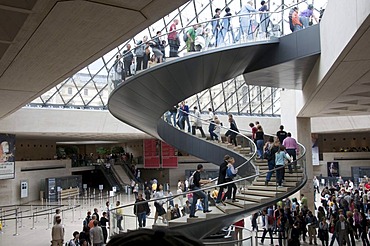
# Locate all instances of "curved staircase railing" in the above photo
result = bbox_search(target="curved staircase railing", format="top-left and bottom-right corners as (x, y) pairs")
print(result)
(107, 138), (306, 239)
(107, 0), (321, 94)
(107, 2), (311, 241)
(107, 106), (307, 239)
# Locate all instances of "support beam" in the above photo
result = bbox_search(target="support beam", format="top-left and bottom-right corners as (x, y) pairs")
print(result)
(297, 117), (315, 212)
(0, 4), (33, 14)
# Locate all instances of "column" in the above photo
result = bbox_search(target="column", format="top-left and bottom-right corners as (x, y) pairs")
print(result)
(297, 117), (314, 212)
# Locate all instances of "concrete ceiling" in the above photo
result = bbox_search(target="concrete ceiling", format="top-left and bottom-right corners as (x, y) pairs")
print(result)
(0, 0), (187, 119)
(299, 11), (370, 117)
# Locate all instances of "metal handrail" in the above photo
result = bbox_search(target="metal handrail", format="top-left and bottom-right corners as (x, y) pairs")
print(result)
(109, 141), (306, 212)
(175, 107), (257, 172)
(107, 0), (318, 90)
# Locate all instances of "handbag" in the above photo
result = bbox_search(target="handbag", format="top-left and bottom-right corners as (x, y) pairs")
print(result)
(329, 225), (335, 233)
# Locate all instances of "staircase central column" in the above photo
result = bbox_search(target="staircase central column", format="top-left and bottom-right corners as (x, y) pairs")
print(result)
(297, 117), (314, 212)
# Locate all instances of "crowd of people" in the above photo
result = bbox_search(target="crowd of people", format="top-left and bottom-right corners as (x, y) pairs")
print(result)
(51, 207), (109, 246)
(111, 2), (322, 88)
(250, 175), (370, 246)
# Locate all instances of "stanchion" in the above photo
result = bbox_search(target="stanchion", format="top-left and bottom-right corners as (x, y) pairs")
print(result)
(123, 215), (126, 232)
(72, 196), (75, 223)
(88, 188), (91, 208)
(255, 230), (258, 246)
(30, 205), (33, 219)
(100, 191), (102, 208)
(13, 208), (19, 236)
(19, 211), (23, 228)
(1, 208), (5, 227)
(31, 211), (36, 230)
(46, 211), (51, 230)
(35, 207), (38, 223)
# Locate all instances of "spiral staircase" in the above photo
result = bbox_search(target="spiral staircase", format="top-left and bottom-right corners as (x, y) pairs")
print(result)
(107, 8), (320, 239)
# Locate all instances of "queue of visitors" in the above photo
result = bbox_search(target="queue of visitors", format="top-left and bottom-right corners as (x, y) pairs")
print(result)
(111, 3), (322, 89)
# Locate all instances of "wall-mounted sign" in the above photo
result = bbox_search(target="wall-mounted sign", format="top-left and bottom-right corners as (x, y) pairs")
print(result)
(327, 162), (339, 177)
(143, 139), (160, 168)
(162, 142), (178, 168)
(20, 180), (28, 198)
(0, 133), (15, 180)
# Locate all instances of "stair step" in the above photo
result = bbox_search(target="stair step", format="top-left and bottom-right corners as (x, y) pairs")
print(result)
(248, 185), (290, 192)
(241, 189), (282, 197)
(239, 150), (250, 154)
(256, 177), (300, 182)
(258, 172), (303, 177)
(236, 194), (270, 203)
(167, 216), (188, 226)
(258, 166), (303, 171)
(215, 203), (243, 214)
(252, 181), (297, 187)
(224, 200), (256, 209)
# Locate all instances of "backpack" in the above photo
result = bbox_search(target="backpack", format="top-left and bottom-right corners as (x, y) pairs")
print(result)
(183, 30), (188, 42)
(83, 216), (90, 227)
(268, 215), (274, 225)
(226, 167), (236, 178)
(65, 240), (72, 246)
(188, 171), (197, 189)
(263, 148), (271, 159)
(135, 45), (144, 57)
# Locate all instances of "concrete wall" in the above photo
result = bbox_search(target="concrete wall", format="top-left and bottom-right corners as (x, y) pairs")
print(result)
(311, 115), (370, 133)
(300, 0), (370, 116)
(0, 159), (71, 205)
(313, 152), (370, 178)
(16, 139), (56, 161)
(0, 107), (146, 137)
(0, 107), (281, 140)
(317, 132), (370, 153)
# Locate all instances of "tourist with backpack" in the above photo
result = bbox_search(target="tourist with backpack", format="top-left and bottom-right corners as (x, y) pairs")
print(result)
(264, 137), (280, 186)
(221, 157), (238, 203)
(260, 209), (274, 245)
(134, 39), (145, 71)
(65, 231), (79, 246)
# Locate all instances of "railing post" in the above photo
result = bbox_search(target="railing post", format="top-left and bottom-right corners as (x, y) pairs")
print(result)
(1, 208), (5, 227)
(123, 214), (126, 232)
(255, 229), (258, 246)
(13, 208), (19, 236)
(19, 211), (23, 228)
(35, 207), (38, 223)
(72, 196), (75, 223)
(31, 211), (36, 230)
(46, 210), (51, 230)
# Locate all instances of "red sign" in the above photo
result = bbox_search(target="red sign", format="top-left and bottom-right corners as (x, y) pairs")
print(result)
(161, 142), (178, 168)
(144, 139), (160, 168)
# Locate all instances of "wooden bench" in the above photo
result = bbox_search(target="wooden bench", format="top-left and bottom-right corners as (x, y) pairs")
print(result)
(60, 188), (79, 200)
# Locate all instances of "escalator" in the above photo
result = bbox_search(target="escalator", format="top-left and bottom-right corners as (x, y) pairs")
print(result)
(108, 5), (315, 240)
(96, 165), (124, 192)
